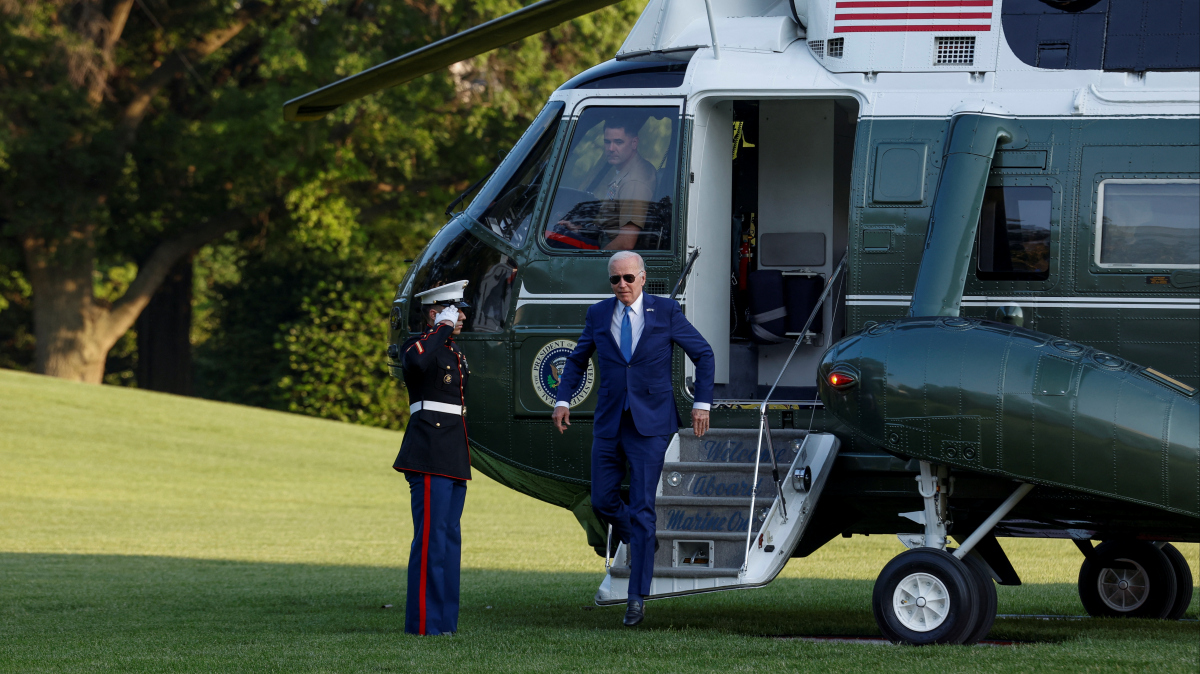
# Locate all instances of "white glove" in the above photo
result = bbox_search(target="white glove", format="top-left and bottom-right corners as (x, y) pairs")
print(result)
(435, 305), (460, 327)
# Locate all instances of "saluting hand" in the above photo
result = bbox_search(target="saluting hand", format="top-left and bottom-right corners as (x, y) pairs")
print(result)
(552, 406), (571, 434)
(435, 306), (460, 327)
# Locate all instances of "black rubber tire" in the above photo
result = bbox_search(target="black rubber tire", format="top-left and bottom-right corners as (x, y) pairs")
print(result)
(1078, 540), (1178, 619)
(1160, 543), (1195, 621)
(872, 548), (980, 645)
(961, 552), (998, 644)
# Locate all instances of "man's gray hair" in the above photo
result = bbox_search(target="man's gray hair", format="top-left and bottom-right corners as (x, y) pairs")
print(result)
(608, 251), (645, 274)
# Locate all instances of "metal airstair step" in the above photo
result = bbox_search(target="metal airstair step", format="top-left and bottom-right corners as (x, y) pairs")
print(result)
(655, 495), (754, 507)
(655, 529), (746, 541)
(660, 461), (779, 499)
(596, 430), (843, 604)
(674, 427), (808, 464)
(607, 566), (742, 579)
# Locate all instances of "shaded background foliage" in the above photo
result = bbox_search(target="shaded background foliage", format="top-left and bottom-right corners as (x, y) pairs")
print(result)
(193, 248), (409, 429)
(0, 0), (645, 424)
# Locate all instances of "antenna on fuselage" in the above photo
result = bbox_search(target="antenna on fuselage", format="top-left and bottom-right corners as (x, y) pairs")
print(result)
(283, 0), (623, 122)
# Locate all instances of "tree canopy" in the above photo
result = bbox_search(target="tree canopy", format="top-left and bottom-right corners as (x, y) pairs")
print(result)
(0, 0), (642, 422)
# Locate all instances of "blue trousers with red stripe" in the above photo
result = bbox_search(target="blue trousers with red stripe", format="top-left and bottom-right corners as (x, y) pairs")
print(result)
(405, 472), (466, 636)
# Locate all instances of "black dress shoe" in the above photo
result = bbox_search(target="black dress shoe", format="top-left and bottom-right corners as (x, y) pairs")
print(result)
(623, 599), (645, 627)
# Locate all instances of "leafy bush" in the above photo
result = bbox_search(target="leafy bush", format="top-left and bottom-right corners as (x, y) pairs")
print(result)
(196, 252), (409, 430)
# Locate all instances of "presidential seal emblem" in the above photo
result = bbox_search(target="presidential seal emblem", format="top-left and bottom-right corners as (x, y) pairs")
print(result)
(532, 339), (594, 407)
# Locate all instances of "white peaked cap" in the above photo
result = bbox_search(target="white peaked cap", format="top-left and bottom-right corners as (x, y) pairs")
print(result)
(415, 280), (470, 306)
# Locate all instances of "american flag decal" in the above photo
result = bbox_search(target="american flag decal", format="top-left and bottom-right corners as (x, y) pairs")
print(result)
(833, 0), (993, 33)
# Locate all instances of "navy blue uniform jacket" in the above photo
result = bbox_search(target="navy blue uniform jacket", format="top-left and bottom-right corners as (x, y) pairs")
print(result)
(393, 323), (472, 481)
(557, 293), (715, 439)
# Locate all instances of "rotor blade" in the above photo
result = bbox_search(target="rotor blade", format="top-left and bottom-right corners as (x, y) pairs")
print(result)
(284, 0), (623, 122)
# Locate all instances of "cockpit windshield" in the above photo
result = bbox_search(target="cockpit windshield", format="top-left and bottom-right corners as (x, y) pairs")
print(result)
(543, 106), (680, 252)
(465, 102), (565, 247)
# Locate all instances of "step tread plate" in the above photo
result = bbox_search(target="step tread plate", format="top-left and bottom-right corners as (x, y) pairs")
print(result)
(663, 461), (761, 471)
(656, 530), (747, 541)
(608, 566), (742, 579)
(656, 495), (755, 507)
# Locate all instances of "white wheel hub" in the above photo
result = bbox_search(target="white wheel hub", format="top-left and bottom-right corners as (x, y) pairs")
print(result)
(1097, 558), (1149, 612)
(892, 572), (950, 632)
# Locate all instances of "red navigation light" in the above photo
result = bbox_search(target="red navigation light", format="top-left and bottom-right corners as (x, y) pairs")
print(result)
(828, 371), (856, 389)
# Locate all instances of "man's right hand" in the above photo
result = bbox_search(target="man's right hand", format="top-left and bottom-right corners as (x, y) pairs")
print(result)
(434, 305), (459, 327)
(552, 405), (571, 434)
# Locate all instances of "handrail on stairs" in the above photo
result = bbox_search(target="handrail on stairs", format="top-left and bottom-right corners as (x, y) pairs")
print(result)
(741, 255), (848, 574)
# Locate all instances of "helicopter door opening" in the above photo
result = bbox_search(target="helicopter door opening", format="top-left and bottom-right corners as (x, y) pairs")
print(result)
(686, 98), (858, 403)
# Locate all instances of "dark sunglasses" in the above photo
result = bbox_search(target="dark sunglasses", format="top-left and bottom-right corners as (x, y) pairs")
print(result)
(609, 273), (639, 285)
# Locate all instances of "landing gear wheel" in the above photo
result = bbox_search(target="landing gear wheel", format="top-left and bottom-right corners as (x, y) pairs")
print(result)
(1160, 543), (1195, 621)
(872, 548), (980, 645)
(960, 552), (998, 644)
(1078, 540), (1178, 619)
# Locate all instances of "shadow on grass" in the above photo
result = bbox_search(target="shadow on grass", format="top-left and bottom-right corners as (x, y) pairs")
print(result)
(1, 553), (1196, 673)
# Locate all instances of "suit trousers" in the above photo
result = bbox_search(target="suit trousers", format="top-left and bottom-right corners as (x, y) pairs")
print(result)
(591, 409), (671, 598)
(405, 472), (467, 635)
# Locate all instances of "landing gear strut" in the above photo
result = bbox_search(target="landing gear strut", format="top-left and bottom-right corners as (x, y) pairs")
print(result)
(873, 462), (1031, 645)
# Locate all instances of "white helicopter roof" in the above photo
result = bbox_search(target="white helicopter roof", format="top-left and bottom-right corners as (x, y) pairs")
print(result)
(618, 0), (1010, 72)
(553, 0), (1198, 120)
(284, 0), (1198, 123)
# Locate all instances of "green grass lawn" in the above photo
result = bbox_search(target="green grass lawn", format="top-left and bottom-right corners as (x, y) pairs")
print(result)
(1, 368), (1196, 672)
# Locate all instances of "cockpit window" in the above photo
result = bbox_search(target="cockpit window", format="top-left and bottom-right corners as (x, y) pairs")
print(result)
(466, 102), (564, 248)
(543, 106), (680, 252)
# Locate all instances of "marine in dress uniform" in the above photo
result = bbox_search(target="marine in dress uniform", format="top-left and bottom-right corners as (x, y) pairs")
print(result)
(394, 280), (472, 636)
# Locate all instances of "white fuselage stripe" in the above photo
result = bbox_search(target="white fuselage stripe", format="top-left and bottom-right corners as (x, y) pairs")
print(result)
(846, 294), (1199, 310)
(516, 283), (685, 310)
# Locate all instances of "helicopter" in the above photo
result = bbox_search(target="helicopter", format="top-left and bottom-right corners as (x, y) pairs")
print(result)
(285, 0), (1199, 644)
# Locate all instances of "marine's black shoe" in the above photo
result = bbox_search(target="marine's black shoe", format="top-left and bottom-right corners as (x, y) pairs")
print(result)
(623, 599), (645, 627)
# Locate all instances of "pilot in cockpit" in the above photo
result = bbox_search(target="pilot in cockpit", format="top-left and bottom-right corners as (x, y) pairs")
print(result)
(554, 115), (656, 251)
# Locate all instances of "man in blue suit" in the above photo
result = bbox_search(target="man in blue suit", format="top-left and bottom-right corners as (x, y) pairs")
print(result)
(552, 250), (715, 627)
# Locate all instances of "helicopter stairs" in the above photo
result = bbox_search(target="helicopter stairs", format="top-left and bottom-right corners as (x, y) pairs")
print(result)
(595, 427), (840, 604)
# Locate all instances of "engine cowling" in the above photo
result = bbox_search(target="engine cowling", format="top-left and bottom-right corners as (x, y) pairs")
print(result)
(818, 317), (1200, 518)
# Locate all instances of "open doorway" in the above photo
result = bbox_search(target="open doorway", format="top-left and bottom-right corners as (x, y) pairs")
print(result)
(687, 97), (859, 403)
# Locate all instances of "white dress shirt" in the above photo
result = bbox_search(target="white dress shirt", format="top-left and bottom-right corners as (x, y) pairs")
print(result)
(610, 291), (646, 354)
(556, 291), (710, 411)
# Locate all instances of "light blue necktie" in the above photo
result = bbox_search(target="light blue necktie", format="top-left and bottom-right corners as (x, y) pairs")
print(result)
(620, 305), (633, 362)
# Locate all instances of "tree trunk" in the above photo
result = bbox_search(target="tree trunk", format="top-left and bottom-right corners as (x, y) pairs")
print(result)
(21, 231), (111, 383)
(22, 214), (250, 384)
(136, 255), (194, 395)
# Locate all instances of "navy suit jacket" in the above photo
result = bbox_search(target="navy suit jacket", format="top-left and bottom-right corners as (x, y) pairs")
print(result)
(557, 293), (715, 439)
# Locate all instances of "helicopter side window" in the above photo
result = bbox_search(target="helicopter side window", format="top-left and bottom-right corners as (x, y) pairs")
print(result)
(543, 106), (679, 252)
(467, 102), (564, 248)
(976, 186), (1052, 281)
(1095, 180), (1200, 269)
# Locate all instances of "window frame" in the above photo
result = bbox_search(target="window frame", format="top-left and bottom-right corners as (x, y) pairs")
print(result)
(535, 96), (687, 259)
(974, 184), (1055, 282)
(967, 175), (1061, 293)
(1093, 178), (1200, 271)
